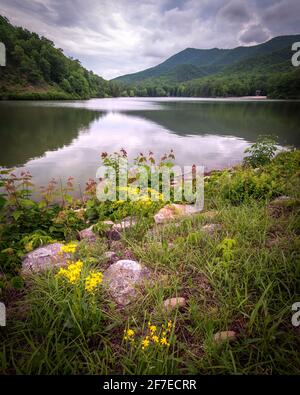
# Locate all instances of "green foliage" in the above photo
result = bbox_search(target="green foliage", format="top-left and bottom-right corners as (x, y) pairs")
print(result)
(0, 148), (300, 374)
(114, 35), (300, 99)
(0, 172), (87, 276)
(243, 135), (278, 168)
(0, 15), (119, 99)
(206, 149), (300, 205)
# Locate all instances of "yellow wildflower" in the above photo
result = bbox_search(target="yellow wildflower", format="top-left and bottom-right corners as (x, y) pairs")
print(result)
(160, 337), (170, 347)
(85, 271), (103, 293)
(141, 338), (150, 350)
(124, 328), (135, 341)
(167, 320), (173, 331)
(151, 335), (159, 343)
(149, 325), (157, 333)
(60, 242), (78, 254)
(56, 260), (83, 284)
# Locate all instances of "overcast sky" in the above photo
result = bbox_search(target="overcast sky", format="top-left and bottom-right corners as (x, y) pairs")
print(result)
(0, 0), (299, 79)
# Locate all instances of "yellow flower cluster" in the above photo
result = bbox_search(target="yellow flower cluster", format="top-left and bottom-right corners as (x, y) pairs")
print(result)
(56, 260), (103, 295)
(124, 328), (135, 342)
(124, 320), (174, 350)
(141, 337), (150, 350)
(60, 242), (78, 254)
(85, 271), (103, 294)
(56, 260), (83, 284)
(147, 187), (164, 201)
(115, 186), (164, 205)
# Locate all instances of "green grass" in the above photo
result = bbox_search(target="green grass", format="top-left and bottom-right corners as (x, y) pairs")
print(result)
(0, 150), (300, 374)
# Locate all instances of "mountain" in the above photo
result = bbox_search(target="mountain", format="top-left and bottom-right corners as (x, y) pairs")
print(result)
(0, 15), (121, 99)
(113, 35), (300, 98)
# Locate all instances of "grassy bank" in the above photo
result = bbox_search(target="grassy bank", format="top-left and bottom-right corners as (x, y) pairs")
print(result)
(0, 142), (299, 374)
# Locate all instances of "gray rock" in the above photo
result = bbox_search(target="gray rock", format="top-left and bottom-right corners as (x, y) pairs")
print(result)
(154, 204), (201, 224)
(268, 196), (299, 217)
(163, 297), (186, 311)
(104, 251), (118, 263)
(107, 217), (137, 240)
(102, 220), (114, 227)
(213, 330), (237, 344)
(270, 195), (292, 205)
(21, 243), (72, 275)
(78, 225), (97, 242)
(103, 259), (150, 305)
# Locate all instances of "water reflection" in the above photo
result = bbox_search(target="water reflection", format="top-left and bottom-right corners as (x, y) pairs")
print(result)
(24, 113), (249, 188)
(0, 102), (102, 166)
(0, 98), (299, 189)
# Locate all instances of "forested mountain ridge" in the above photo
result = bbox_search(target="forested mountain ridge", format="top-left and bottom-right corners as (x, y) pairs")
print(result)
(114, 34), (300, 84)
(0, 15), (120, 99)
(113, 34), (300, 99)
(0, 14), (299, 100)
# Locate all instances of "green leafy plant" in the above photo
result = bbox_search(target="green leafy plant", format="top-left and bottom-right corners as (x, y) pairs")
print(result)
(243, 135), (278, 168)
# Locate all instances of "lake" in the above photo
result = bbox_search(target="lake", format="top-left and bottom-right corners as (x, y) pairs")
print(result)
(0, 98), (299, 191)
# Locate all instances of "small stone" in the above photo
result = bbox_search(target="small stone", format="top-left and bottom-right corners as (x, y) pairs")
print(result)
(107, 217), (137, 240)
(102, 220), (114, 227)
(213, 330), (237, 343)
(154, 204), (201, 224)
(113, 217), (137, 231)
(201, 223), (222, 234)
(72, 208), (87, 213)
(104, 251), (118, 263)
(103, 259), (150, 305)
(163, 297), (186, 311)
(78, 225), (97, 242)
(21, 243), (72, 275)
(268, 196), (299, 217)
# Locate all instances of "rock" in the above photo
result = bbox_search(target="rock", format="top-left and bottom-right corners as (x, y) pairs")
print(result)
(270, 196), (292, 205)
(268, 196), (299, 217)
(103, 260), (150, 305)
(78, 225), (97, 242)
(107, 217), (137, 240)
(21, 243), (72, 275)
(154, 204), (201, 224)
(102, 220), (114, 227)
(201, 223), (222, 234)
(163, 297), (186, 311)
(213, 330), (237, 344)
(104, 251), (118, 263)
(113, 217), (137, 231)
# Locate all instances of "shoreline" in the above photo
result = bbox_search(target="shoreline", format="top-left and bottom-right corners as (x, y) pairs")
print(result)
(2, 94), (300, 101)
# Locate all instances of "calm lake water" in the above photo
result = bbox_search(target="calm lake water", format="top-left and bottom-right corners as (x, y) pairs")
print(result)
(0, 98), (299, 190)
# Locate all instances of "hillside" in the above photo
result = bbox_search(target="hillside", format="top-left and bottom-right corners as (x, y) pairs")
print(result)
(0, 16), (120, 99)
(113, 34), (300, 99)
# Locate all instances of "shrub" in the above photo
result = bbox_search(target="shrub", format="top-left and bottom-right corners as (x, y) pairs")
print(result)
(243, 135), (278, 168)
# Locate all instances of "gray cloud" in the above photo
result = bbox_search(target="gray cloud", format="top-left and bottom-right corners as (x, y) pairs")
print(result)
(218, 0), (250, 24)
(0, 0), (299, 79)
(239, 24), (270, 44)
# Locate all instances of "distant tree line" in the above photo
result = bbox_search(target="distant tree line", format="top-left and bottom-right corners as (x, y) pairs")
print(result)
(117, 69), (300, 99)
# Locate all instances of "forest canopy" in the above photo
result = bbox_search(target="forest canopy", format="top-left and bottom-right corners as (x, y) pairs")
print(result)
(0, 15), (121, 99)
